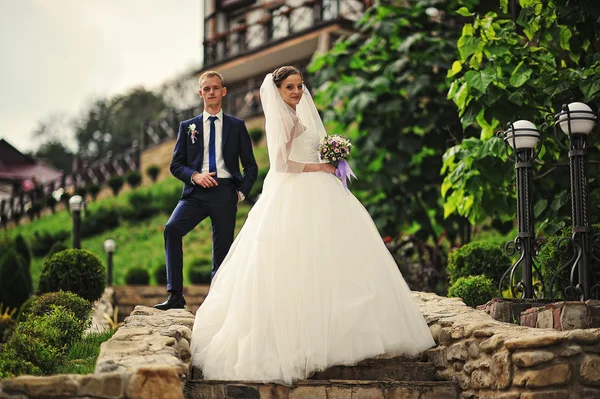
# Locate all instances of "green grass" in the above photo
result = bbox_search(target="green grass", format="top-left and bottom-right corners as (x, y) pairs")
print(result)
(4, 144), (269, 289)
(55, 329), (116, 375)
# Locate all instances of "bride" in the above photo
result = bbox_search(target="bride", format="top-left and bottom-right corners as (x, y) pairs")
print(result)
(190, 66), (435, 384)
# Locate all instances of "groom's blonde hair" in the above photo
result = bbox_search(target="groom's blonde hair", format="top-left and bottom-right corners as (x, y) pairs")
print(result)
(199, 71), (225, 87)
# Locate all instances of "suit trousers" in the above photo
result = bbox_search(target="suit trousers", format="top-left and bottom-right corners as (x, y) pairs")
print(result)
(164, 182), (238, 292)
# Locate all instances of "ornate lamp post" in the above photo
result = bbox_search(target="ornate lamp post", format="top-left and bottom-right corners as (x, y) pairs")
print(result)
(68, 195), (84, 249)
(550, 102), (600, 300)
(104, 239), (116, 286)
(499, 120), (546, 299)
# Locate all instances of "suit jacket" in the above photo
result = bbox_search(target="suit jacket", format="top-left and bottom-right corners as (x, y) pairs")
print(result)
(170, 113), (258, 199)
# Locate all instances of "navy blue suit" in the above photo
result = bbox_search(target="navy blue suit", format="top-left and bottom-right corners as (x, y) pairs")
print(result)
(164, 113), (258, 291)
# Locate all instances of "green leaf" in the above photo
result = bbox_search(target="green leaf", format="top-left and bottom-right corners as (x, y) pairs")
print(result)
(447, 61), (463, 78)
(464, 68), (495, 93)
(456, 7), (473, 17)
(500, 0), (508, 13)
(580, 79), (600, 100)
(458, 36), (480, 60)
(453, 82), (469, 111)
(534, 199), (548, 218)
(559, 27), (572, 51)
(509, 62), (532, 88)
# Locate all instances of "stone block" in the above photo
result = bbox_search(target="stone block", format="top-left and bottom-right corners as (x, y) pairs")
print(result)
(79, 373), (126, 398)
(479, 335), (505, 353)
(520, 309), (538, 328)
(560, 303), (590, 330)
(429, 324), (441, 342)
(566, 330), (600, 345)
(352, 387), (385, 399)
(580, 354), (600, 386)
(126, 367), (183, 399)
(490, 350), (511, 389)
(465, 339), (480, 359)
(581, 387), (600, 399)
(226, 385), (260, 399)
(537, 309), (554, 329)
(470, 369), (492, 389)
(385, 387), (419, 399)
(505, 333), (565, 350)
(439, 328), (453, 345)
(428, 347), (447, 368)
(289, 385), (327, 399)
(520, 390), (570, 399)
(1, 375), (79, 397)
(513, 363), (571, 387)
(446, 342), (468, 361)
(489, 300), (512, 323)
(512, 350), (555, 367)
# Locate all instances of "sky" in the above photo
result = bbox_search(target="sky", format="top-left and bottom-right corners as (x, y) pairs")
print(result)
(0, 0), (201, 153)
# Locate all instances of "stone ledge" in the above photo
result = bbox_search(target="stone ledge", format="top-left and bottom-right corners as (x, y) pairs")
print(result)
(0, 305), (193, 399)
(415, 292), (600, 398)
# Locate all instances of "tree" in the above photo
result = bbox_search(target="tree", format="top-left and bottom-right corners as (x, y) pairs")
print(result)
(34, 140), (74, 174)
(73, 87), (168, 160)
(309, 0), (473, 245)
(442, 0), (600, 236)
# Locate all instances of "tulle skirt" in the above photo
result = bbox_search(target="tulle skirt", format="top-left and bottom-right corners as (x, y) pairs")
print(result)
(190, 171), (435, 384)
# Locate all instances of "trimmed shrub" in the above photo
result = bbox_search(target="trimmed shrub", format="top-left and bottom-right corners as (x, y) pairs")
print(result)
(108, 175), (125, 196)
(538, 224), (600, 299)
(45, 195), (57, 212)
(81, 207), (120, 238)
(88, 184), (101, 200)
(249, 128), (264, 145)
(30, 230), (70, 257)
(159, 186), (182, 214)
(125, 267), (150, 285)
(126, 171), (142, 188)
(448, 275), (496, 308)
(153, 263), (167, 285)
(13, 234), (31, 270)
(188, 258), (212, 284)
(29, 291), (92, 326)
(121, 191), (158, 221)
(146, 164), (161, 182)
(0, 247), (32, 310)
(38, 249), (106, 303)
(0, 305), (83, 376)
(447, 241), (510, 286)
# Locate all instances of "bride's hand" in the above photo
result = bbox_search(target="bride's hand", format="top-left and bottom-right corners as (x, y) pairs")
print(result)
(321, 164), (337, 174)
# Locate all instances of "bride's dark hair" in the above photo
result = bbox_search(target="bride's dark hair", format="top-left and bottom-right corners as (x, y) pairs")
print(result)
(272, 66), (302, 87)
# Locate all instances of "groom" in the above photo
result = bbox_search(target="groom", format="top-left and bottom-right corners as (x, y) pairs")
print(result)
(155, 71), (258, 310)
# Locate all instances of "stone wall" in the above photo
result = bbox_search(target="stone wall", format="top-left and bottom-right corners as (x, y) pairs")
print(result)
(417, 292), (600, 398)
(0, 306), (193, 399)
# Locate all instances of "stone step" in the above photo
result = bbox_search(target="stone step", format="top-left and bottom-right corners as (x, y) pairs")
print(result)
(309, 361), (436, 382)
(185, 379), (458, 399)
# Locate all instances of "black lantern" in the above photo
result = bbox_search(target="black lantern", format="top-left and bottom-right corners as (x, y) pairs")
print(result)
(550, 102), (600, 300)
(499, 120), (546, 299)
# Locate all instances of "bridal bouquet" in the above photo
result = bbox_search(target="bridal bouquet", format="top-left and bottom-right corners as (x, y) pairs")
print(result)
(318, 134), (356, 190)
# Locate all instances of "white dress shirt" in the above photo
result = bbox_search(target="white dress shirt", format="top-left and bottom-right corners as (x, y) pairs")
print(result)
(201, 109), (231, 178)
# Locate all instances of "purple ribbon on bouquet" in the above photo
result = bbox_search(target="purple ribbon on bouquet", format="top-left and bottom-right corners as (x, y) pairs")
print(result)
(335, 159), (357, 190)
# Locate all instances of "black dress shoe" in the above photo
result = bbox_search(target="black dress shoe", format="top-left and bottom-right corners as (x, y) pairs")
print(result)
(154, 294), (187, 310)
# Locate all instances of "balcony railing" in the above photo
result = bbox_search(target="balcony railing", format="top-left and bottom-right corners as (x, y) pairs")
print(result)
(203, 0), (366, 66)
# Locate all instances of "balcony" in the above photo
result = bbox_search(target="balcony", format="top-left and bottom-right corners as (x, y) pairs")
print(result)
(203, 0), (367, 74)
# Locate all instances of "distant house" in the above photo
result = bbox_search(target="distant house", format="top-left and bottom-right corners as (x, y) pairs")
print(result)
(0, 139), (62, 201)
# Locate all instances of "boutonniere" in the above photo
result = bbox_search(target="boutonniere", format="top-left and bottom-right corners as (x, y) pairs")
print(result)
(188, 124), (197, 144)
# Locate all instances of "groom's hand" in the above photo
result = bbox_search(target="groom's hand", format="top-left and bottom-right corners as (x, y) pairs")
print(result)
(192, 172), (218, 188)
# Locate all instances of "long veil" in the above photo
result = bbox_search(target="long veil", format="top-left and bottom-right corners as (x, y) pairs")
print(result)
(259, 74), (327, 191)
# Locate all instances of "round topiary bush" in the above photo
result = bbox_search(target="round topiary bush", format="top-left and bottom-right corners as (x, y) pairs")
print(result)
(125, 267), (150, 285)
(447, 241), (511, 286)
(16, 295), (38, 323)
(448, 275), (496, 308)
(538, 224), (600, 299)
(38, 249), (106, 303)
(108, 175), (125, 196)
(126, 171), (142, 188)
(153, 263), (167, 285)
(28, 291), (92, 324)
(0, 248), (32, 309)
(248, 128), (264, 145)
(146, 164), (161, 182)
(13, 234), (31, 268)
(188, 267), (212, 284)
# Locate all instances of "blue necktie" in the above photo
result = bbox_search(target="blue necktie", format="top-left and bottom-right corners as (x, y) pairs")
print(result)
(208, 116), (217, 177)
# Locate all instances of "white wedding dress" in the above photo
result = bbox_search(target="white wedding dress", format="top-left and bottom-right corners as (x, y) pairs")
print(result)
(190, 75), (435, 385)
